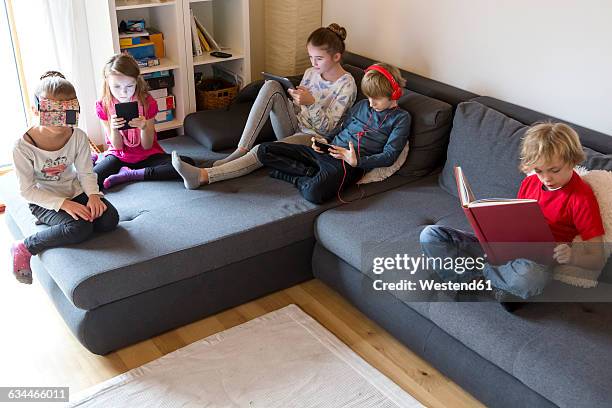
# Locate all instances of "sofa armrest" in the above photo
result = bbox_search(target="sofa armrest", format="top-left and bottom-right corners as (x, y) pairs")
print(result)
(184, 102), (276, 151)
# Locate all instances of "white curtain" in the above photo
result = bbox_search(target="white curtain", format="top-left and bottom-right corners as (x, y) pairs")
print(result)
(0, 1), (27, 164)
(12, 0), (102, 143)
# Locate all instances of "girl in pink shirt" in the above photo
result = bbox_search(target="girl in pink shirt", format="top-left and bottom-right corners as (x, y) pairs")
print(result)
(93, 54), (194, 189)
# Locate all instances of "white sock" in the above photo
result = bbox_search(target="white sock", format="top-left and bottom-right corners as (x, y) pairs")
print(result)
(172, 151), (202, 190)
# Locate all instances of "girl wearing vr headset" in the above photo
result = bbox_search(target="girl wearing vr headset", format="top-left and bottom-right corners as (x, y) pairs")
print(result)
(93, 53), (195, 189)
(11, 72), (119, 284)
(171, 23), (357, 189)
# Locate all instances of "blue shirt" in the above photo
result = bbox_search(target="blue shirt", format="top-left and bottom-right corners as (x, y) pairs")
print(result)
(326, 99), (411, 170)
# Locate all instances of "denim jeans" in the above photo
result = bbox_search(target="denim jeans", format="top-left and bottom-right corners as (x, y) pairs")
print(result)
(24, 193), (119, 255)
(257, 142), (362, 204)
(419, 225), (552, 299)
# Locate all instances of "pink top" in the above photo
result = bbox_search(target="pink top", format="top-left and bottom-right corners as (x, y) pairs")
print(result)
(96, 93), (165, 163)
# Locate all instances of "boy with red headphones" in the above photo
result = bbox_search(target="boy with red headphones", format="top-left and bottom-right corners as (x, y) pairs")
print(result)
(256, 63), (411, 204)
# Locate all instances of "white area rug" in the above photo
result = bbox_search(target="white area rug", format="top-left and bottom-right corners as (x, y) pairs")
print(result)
(69, 305), (422, 407)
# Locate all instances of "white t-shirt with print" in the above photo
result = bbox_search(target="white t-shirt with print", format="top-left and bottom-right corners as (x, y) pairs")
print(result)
(12, 128), (101, 211)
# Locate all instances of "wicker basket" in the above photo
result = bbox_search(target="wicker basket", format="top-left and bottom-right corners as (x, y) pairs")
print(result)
(196, 78), (238, 110)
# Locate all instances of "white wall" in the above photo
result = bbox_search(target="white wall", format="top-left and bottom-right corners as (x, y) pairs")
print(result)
(323, 0), (612, 135)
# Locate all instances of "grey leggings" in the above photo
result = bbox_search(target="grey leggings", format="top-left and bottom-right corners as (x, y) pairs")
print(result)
(236, 80), (301, 151)
(208, 134), (312, 183)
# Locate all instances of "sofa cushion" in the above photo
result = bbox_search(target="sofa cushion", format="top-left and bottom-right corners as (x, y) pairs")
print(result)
(440, 101), (612, 201)
(396, 91), (453, 177)
(439, 101), (528, 200)
(357, 142), (410, 184)
(583, 148), (612, 171)
(342, 64), (366, 101)
(473, 96), (612, 171)
(472, 96), (612, 154)
(427, 302), (612, 408)
(315, 174), (468, 278)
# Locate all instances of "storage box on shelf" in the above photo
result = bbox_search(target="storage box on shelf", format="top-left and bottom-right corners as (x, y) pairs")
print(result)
(143, 70), (177, 126)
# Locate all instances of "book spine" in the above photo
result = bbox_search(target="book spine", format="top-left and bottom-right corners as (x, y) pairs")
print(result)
(190, 10), (203, 56)
(197, 29), (211, 52)
(194, 15), (220, 51)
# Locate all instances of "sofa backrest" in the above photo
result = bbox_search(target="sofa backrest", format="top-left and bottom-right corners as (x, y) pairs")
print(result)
(473, 96), (612, 155)
(439, 100), (612, 200)
(342, 51), (479, 109)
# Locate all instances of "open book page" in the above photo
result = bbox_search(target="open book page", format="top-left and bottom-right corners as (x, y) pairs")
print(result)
(454, 166), (476, 207)
(455, 166), (536, 207)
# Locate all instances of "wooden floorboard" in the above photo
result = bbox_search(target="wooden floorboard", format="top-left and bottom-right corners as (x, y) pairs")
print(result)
(0, 213), (483, 407)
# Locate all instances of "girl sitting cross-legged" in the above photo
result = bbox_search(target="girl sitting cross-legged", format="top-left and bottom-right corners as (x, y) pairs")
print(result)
(11, 71), (119, 284)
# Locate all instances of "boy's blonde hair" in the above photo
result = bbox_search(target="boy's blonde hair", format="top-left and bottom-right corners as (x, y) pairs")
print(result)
(100, 53), (149, 115)
(35, 71), (77, 101)
(520, 122), (586, 172)
(361, 63), (406, 99)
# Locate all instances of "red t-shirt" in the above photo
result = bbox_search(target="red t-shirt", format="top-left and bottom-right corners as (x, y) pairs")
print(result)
(518, 172), (604, 243)
(96, 93), (165, 163)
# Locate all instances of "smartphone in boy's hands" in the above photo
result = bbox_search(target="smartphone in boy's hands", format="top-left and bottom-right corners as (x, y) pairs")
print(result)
(114, 102), (139, 130)
(314, 139), (334, 153)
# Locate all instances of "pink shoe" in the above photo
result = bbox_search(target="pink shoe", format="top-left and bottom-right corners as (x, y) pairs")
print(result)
(11, 241), (32, 284)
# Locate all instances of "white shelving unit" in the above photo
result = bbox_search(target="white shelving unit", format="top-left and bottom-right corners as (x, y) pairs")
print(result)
(183, 0), (251, 113)
(86, 0), (251, 135)
(115, 0), (177, 11)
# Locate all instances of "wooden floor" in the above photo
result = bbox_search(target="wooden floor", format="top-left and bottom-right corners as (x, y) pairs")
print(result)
(0, 212), (483, 407)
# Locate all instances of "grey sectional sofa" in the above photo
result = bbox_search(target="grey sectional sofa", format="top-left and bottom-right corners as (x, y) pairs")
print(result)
(2, 52), (611, 407)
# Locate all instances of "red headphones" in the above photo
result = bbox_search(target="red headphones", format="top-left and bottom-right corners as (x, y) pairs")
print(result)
(365, 65), (403, 100)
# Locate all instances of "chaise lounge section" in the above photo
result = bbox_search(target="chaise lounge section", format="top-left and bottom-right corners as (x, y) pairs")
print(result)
(0, 53), (453, 355)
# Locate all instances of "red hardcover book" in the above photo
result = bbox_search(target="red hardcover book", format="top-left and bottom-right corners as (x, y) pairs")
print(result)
(454, 166), (555, 265)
